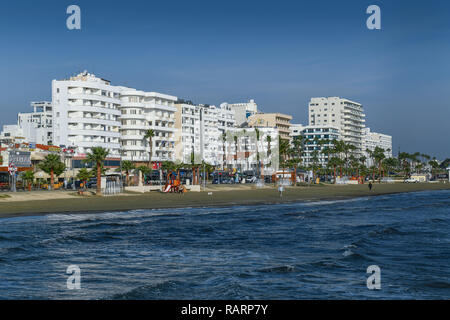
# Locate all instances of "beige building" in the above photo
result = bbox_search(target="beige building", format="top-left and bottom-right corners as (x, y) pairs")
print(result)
(247, 113), (292, 141)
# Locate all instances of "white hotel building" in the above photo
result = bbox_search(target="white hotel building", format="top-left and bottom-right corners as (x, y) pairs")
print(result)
(309, 97), (366, 155)
(119, 89), (177, 162)
(51, 72), (178, 162)
(52, 72), (122, 157)
(363, 128), (393, 166)
(174, 103), (236, 165)
(1, 101), (53, 146)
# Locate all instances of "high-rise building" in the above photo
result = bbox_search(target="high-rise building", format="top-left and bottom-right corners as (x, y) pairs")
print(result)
(174, 103), (201, 164)
(52, 72), (122, 156)
(308, 97), (365, 155)
(119, 89), (177, 163)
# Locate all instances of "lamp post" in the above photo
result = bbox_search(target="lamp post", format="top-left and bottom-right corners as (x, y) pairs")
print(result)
(72, 143), (76, 190)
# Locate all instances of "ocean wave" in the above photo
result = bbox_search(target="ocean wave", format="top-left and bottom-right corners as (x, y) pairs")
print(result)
(0, 246), (27, 255)
(302, 197), (369, 207)
(341, 249), (369, 261)
(257, 265), (296, 273)
(369, 227), (402, 237)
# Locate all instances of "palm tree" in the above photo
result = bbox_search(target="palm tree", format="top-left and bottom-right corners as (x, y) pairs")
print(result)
(332, 139), (345, 177)
(429, 158), (440, 178)
(21, 170), (35, 191)
(310, 149), (320, 182)
(233, 135), (238, 170)
(279, 137), (290, 173)
(373, 146), (386, 182)
(121, 160), (135, 186)
(221, 132), (227, 170)
(290, 137), (303, 185)
(39, 154), (66, 190)
(144, 129), (155, 169)
(77, 168), (94, 190)
(84, 147), (109, 196)
(328, 156), (340, 183)
(255, 128), (261, 179)
(398, 152), (411, 177)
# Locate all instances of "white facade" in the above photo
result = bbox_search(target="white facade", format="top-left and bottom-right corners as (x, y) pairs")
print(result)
(223, 99), (257, 127)
(52, 72), (122, 156)
(18, 101), (53, 145)
(301, 125), (341, 167)
(174, 103), (201, 164)
(223, 127), (279, 173)
(363, 127), (393, 166)
(290, 123), (305, 140)
(309, 97), (365, 155)
(0, 102), (53, 146)
(119, 89), (177, 162)
(0, 124), (25, 145)
(174, 103), (236, 166)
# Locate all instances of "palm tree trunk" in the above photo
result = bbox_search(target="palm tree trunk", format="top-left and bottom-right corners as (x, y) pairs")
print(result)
(378, 161), (382, 183)
(261, 160), (264, 182)
(97, 163), (102, 195)
(148, 137), (152, 169)
(50, 169), (54, 190)
(126, 172), (129, 186)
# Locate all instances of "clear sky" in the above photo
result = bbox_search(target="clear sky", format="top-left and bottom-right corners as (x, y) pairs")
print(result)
(1, 0), (449, 158)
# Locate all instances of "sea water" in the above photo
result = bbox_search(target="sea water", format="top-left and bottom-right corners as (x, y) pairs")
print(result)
(0, 190), (449, 299)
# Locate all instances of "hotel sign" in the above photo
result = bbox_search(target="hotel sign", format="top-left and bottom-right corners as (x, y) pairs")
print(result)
(9, 151), (31, 168)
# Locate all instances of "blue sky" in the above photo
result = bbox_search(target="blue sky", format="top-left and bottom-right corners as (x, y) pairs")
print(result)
(1, 0), (449, 158)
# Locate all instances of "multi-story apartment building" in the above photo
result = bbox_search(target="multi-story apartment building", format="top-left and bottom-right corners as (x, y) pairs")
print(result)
(308, 97), (365, 155)
(119, 89), (177, 163)
(301, 125), (340, 167)
(174, 103), (201, 164)
(18, 101), (53, 145)
(174, 102), (235, 165)
(223, 99), (258, 127)
(247, 112), (292, 142)
(52, 72), (122, 157)
(363, 127), (393, 166)
(0, 102), (53, 146)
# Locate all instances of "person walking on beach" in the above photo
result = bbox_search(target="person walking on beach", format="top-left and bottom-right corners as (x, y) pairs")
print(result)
(368, 181), (373, 191)
(278, 185), (284, 197)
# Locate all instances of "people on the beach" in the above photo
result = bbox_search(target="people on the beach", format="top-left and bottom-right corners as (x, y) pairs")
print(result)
(278, 185), (284, 197)
(369, 181), (373, 191)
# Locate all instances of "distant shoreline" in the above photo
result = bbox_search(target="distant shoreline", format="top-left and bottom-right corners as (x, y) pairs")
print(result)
(0, 183), (449, 219)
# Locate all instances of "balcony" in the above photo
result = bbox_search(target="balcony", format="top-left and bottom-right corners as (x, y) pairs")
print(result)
(67, 105), (121, 116)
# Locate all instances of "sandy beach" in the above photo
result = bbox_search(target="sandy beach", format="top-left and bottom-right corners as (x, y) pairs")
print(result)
(0, 183), (449, 218)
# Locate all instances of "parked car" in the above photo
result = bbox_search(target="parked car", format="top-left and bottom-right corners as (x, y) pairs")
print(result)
(66, 180), (83, 189)
(404, 178), (419, 183)
(86, 178), (97, 188)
